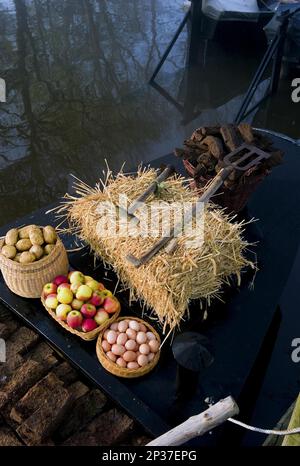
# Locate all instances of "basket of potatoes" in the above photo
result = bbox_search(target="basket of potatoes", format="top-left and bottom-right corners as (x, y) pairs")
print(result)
(0, 225), (69, 298)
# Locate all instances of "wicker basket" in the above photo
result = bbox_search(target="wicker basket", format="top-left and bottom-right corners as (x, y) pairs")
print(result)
(0, 236), (69, 298)
(41, 296), (120, 341)
(96, 316), (161, 378)
(183, 158), (269, 213)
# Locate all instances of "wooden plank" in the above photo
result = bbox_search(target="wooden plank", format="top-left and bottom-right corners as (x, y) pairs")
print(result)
(238, 123), (255, 144)
(10, 373), (63, 425)
(16, 383), (72, 445)
(220, 124), (243, 151)
(52, 361), (78, 386)
(67, 380), (89, 401)
(0, 427), (23, 446)
(63, 408), (134, 446)
(0, 358), (54, 410)
(0, 321), (19, 339)
(7, 327), (39, 357)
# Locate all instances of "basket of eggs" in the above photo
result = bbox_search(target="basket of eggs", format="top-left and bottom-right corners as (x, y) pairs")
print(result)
(0, 224), (69, 298)
(96, 316), (161, 378)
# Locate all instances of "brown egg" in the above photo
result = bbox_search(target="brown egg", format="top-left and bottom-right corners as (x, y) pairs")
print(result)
(137, 354), (149, 367)
(149, 340), (160, 353)
(129, 320), (140, 332)
(101, 340), (111, 352)
(123, 351), (137, 362)
(139, 343), (150, 355)
(106, 330), (117, 345)
(127, 362), (139, 369)
(111, 344), (125, 356)
(148, 352), (155, 362)
(146, 332), (156, 341)
(125, 339), (136, 351)
(106, 351), (117, 362)
(136, 331), (147, 345)
(116, 357), (127, 368)
(139, 323), (147, 333)
(110, 322), (119, 331)
(126, 328), (137, 340)
(117, 333), (127, 346)
(118, 320), (128, 333)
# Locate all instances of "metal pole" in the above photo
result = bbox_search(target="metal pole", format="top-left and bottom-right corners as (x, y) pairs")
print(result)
(270, 13), (290, 94)
(235, 8), (300, 124)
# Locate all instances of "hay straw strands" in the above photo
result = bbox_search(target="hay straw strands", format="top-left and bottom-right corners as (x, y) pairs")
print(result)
(55, 167), (255, 332)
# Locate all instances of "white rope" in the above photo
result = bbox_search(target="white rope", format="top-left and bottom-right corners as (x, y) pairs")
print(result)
(228, 417), (300, 436)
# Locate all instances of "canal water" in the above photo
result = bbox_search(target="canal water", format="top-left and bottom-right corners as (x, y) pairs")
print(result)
(1, 1), (300, 447)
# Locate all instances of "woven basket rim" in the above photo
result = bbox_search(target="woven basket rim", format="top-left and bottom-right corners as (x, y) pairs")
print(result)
(41, 296), (121, 341)
(96, 316), (161, 378)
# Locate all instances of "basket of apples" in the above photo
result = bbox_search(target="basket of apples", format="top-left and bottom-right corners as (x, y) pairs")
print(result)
(41, 271), (121, 341)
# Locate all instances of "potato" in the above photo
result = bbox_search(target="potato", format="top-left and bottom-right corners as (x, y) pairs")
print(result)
(5, 228), (18, 246)
(19, 251), (35, 264)
(44, 244), (55, 255)
(29, 228), (44, 246)
(18, 225), (36, 239)
(14, 253), (22, 262)
(43, 226), (57, 244)
(30, 245), (44, 260)
(16, 239), (32, 252)
(1, 245), (17, 259)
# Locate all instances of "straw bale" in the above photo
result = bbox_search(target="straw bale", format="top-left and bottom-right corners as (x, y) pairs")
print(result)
(56, 168), (255, 331)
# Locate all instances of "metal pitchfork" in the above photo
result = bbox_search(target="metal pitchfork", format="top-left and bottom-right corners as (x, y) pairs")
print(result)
(118, 164), (175, 221)
(126, 143), (271, 268)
